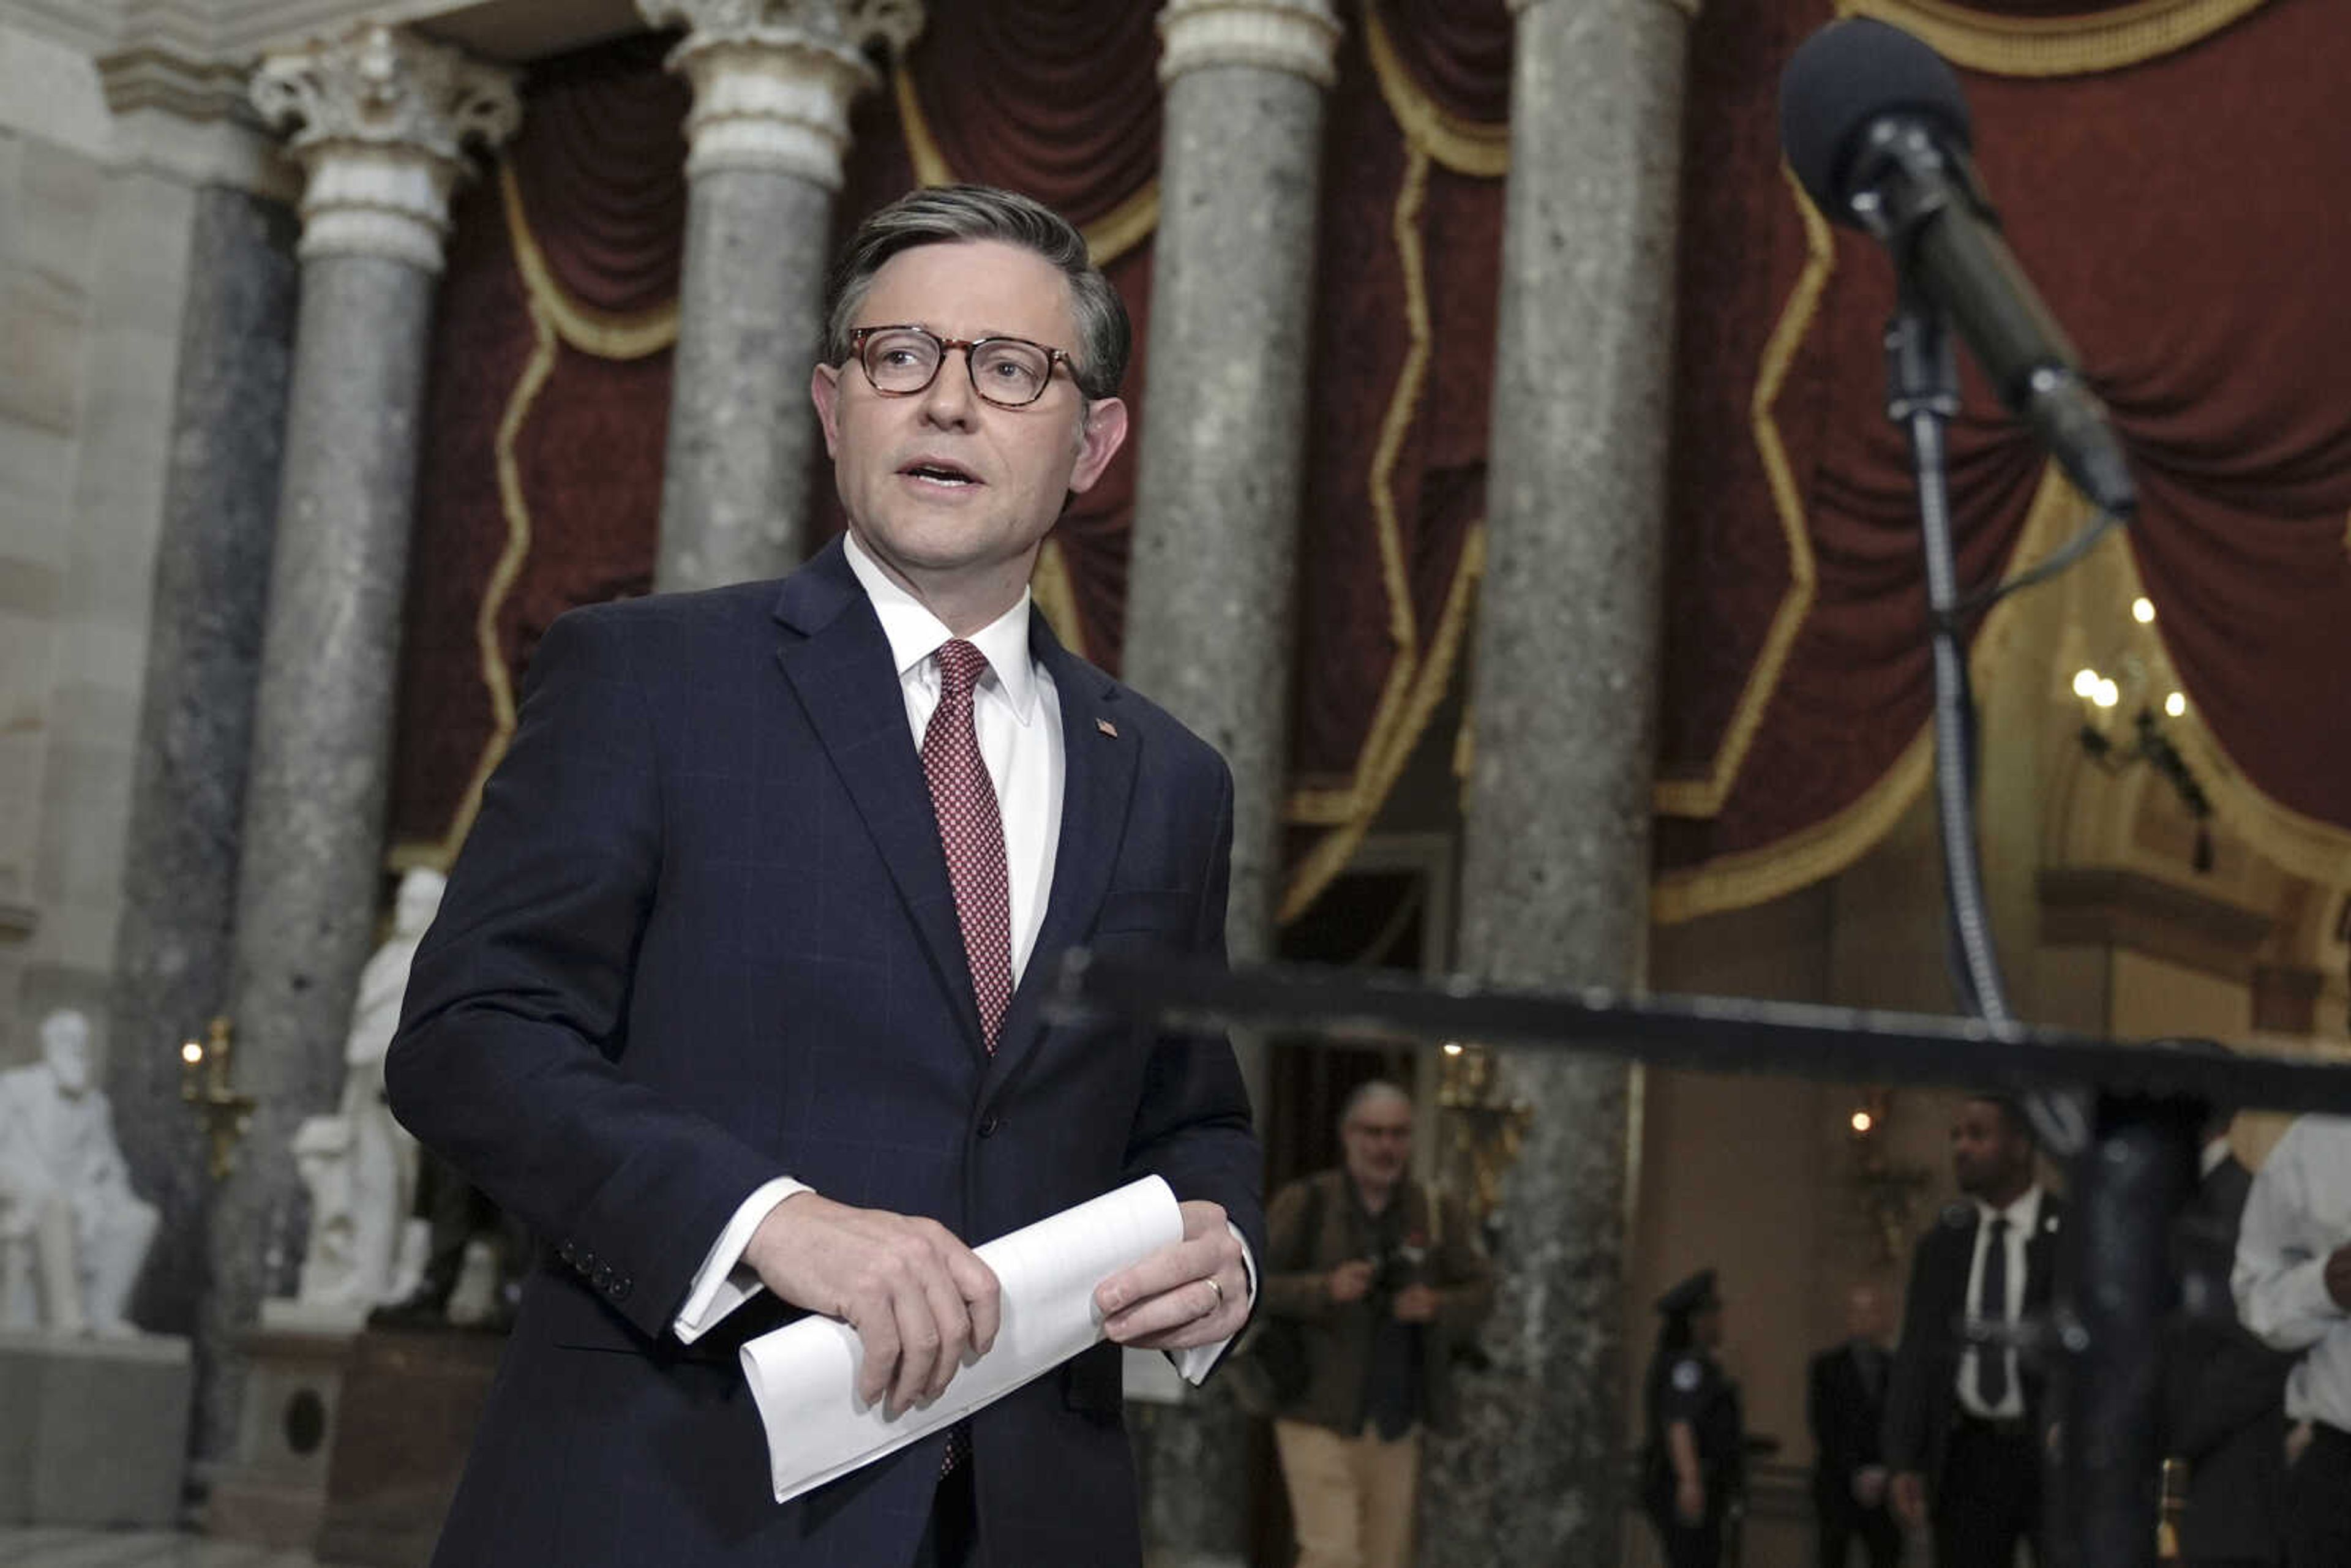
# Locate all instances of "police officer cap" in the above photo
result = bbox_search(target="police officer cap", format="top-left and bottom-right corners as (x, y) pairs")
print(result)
(1655, 1268), (1720, 1318)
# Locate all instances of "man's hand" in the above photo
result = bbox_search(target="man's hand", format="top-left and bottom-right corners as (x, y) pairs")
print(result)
(1675, 1476), (1706, 1528)
(1094, 1199), (1250, 1351)
(1326, 1259), (1375, 1305)
(741, 1192), (999, 1418)
(1889, 1471), (1927, 1531)
(1851, 1465), (1888, 1509)
(1392, 1282), (1439, 1323)
(2325, 1243), (2351, 1311)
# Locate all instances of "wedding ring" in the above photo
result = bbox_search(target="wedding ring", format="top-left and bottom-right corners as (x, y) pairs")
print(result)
(1205, 1277), (1224, 1307)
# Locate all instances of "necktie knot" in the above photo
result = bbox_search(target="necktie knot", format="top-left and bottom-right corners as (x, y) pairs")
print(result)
(936, 639), (989, 700)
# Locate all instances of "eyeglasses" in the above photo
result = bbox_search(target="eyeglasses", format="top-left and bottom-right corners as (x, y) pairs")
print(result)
(847, 324), (1074, 409)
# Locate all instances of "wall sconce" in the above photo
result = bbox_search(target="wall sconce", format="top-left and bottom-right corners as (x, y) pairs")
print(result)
(181, 1015), (255, 1182)
(1847, 1088), (1930, 1266)
(2073, 596), (2214, 871)
(1436, 1041), (1532, 1242)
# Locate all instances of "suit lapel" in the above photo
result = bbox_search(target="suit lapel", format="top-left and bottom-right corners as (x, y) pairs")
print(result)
(984, 613), (1138, 1095)
(770, 543), (987, 1060)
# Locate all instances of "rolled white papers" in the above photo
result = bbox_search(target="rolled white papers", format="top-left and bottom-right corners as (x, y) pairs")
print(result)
(740, 1174), (1184, 1502)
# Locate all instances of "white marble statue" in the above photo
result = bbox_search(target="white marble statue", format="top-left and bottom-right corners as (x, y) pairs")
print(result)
(288, 868), (442, 1314)
(0, 1008), (158, 1335)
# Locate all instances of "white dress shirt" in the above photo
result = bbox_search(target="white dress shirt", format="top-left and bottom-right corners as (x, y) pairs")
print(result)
(673, 535), (1243, 1384)
(1957, 1185), (2042, 1420)
(2234, 1114), (2351, 1432)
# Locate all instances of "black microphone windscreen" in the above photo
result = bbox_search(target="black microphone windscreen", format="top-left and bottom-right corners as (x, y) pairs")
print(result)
(1779, 18), (1973, 225)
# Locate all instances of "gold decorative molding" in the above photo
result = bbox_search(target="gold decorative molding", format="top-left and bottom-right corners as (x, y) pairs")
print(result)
(2038, 865), (2275, 982)
(1837, 0), (2271, 78)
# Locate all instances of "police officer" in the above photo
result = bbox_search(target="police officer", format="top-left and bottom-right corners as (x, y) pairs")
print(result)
(1644, 1268), (1744, 1568)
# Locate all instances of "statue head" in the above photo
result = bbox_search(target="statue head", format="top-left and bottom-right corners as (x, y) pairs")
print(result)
(37, 1008), (92, 1093)
(394, 867), (447, 939)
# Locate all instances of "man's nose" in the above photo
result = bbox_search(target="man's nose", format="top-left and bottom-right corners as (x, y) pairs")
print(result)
(918, 350), (981, 425)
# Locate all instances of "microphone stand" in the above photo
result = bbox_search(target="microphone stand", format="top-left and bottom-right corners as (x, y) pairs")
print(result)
(1882, 287), (2192, 1568)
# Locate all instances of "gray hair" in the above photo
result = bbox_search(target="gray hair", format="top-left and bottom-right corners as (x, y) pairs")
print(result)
(823, 184), (1130, 402)
(1338, 1079), (1413, 1135)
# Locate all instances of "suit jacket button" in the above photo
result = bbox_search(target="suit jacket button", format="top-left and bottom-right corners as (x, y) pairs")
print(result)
(977, 1114), (1001, 1138)
(610, 1275), (632, 1302)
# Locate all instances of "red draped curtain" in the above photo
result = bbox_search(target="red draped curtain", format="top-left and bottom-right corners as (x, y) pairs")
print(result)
(1652, 0), (2351, 916)
(391, 36), (684, 862)
(392, 0), (2351, 926)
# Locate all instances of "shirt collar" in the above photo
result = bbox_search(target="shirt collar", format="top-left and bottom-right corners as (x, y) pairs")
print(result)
(842, 531), (1040, 724)
(2201, 1137), (2233, 1179)
(1976, 1184), (2043, 1232)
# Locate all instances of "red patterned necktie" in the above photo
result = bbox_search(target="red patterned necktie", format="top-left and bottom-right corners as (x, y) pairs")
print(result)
(929, 640), (1009, 1479)
(922, 639), (1013, 1051)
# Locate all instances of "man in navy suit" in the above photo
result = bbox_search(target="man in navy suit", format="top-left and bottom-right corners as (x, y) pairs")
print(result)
(1884, 1094), (2064, 1568)
(386, 184), (1263, 1568)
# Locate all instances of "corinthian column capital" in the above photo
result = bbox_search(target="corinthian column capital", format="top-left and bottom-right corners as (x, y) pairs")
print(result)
(1159, 0), (1343, 89)
(249, 24), (520, 272)
(638, 0), (926, 186)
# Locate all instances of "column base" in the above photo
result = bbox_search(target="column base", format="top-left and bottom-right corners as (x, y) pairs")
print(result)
(0, 1330), (192, 1528)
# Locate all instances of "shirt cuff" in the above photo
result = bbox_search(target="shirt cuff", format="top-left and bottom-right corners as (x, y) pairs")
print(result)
(1169, 1221), (1259, 1386)
(673, 1176), (809, 1345)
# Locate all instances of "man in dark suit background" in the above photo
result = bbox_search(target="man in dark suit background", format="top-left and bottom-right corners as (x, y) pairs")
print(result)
(1810, 1281), (1901, 1568)
(1885, 1093), (2064, 1568)
(2161, 1106), (2293, 1568)
(387, 185), (1262, 1568)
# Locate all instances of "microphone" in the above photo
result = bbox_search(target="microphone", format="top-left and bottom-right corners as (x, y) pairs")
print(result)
(1778, 18), (2135, 519)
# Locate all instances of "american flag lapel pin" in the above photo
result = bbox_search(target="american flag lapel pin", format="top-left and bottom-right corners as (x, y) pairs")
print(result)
(1097, 717), (1119, 738)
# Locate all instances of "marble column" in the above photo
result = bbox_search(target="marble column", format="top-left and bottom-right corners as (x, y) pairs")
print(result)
(639, 0), (924, 591)
(98, 48), (303, 1345)
(1122, 7), (1341, 1564)
(1125, 0), (1337, 986)
(191, 24), (519, 1462)
(1419, 1), (1695, 1564)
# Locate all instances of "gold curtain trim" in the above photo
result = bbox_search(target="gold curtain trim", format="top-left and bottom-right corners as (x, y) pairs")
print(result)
(1362, 2), (1510, 179)
(1652, 463), (2079, 922)
(1837, 0), (2271, 77)
(1283, 525), (1487, 923)
(891, 65), (1159, 268)
(1280, 144), (1485, 921)
(1655, 166), (1834, 819)
(404, 162), (682, 871)
(1290, 144), (1434, 828)
(499, 162), (678, 361)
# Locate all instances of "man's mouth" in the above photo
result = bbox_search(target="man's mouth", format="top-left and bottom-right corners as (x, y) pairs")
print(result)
(901, 458), (981, 487)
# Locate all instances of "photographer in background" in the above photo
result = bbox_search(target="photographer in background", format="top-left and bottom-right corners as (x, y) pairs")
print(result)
(1258, 1081), (1495, 1568)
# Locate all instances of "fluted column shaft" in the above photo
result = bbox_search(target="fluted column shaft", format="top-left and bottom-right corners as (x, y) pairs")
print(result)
(193, 24), (519, 1461)
(641, 0), (923, 591)
(1420, 0), (1694, 1563)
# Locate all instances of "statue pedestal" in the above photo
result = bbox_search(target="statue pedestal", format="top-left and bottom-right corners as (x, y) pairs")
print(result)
(313, 1324), (503, 1567)
(203, 1321), (359, 1548)
(0, 1329), (191, 1526)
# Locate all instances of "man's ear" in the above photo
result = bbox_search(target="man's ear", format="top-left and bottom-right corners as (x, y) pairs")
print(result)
(811, 362), (842, 456)
(1068, 396), (1128, 497)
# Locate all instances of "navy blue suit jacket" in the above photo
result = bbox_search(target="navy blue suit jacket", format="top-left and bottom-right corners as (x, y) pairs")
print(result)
(386, 540), (1264, 1567)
